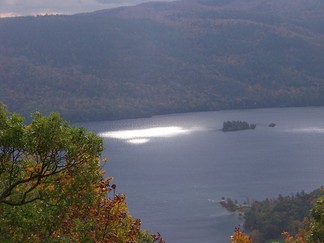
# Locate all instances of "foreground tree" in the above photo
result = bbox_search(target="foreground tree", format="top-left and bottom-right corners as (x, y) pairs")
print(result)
(307, 193), (324, 242)
(0, 103), (156, 242)
(283, 191), (324, 243)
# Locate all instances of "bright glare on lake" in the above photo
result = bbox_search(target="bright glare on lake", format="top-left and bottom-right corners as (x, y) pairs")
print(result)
(98, 126), (194, 144)
(127, 138), (150, 144)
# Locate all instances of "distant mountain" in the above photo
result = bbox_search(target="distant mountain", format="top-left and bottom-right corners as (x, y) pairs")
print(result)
(0, 0), (324, 121)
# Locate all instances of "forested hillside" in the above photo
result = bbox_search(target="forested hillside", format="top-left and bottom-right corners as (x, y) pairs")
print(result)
(0, 0), (324, 121)
(244, 189), (322, 242)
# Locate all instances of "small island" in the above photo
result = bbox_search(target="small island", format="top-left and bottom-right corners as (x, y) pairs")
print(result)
(222, 120), (256, 132)
(268, 123), (276, 127)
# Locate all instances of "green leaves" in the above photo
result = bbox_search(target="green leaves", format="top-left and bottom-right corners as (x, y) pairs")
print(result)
(0, 104), (103, 206)
(306, 194), (324, 242)
(0, 103), (155, 242)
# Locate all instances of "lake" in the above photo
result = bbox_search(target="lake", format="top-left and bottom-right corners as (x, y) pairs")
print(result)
(80, 107), (324, 242)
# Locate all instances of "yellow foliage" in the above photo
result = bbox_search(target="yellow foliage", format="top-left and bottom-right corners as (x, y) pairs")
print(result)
(46, 185), (55, 191)
(25, 163), (43, 174)
(231, 226), (252, 243)
(25, 166), (35, 174)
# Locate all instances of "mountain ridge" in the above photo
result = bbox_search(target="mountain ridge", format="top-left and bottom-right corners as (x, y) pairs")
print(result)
(0, 0), (323, 121)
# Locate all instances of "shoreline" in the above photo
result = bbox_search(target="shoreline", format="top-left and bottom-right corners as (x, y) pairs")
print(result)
(73, 105), (324, 124)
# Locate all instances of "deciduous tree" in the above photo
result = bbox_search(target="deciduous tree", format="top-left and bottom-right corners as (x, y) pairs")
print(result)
(0, 103), (155, 242)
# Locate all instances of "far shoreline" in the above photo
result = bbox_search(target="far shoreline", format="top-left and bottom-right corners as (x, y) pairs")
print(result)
(73, 105), (324, 125)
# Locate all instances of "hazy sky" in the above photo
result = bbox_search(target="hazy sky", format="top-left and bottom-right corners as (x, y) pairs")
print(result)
(0, 0), (174, 18)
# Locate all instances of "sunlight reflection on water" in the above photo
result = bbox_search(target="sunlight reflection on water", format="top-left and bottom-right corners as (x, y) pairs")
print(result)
(98, 126), (198, 144)
(127, 138), (150, 144)
(287, 127), (324, 133)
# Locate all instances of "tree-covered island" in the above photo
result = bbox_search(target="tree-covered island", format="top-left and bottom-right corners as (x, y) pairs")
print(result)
(222, 121), (256, 132)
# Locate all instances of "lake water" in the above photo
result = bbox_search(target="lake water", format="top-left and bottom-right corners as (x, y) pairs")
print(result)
(80, 107), (324, 242)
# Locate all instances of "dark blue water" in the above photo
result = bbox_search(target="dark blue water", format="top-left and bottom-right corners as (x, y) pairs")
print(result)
(81, 107), (324, 242)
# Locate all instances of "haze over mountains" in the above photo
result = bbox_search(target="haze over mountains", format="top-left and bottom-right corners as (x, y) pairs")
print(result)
(0, 0), (323, 121)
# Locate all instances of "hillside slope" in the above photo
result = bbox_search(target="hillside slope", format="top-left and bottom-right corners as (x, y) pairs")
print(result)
(0, 0), (323, 121)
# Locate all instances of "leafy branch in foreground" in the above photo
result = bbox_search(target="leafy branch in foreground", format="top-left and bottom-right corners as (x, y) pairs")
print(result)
(0, 103), (159, 242)
(0, 104), (103, 206)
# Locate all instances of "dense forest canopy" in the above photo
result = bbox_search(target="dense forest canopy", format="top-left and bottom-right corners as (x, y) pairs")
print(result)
(0, 0), (324, 121)
(244, 189), (323, 242)
(225, 188), (324, 243)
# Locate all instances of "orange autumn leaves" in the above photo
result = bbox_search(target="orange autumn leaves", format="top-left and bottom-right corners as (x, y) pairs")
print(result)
(230, 226), (252, 243)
